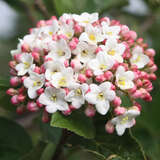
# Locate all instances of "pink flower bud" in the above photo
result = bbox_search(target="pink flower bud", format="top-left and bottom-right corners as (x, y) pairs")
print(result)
(45, 19), (53, 25)
(21, 76), (27, 83)
(17, 94), (26, 102)
(10, 76), (20, 87)
(111, 84), (116, 90)
(147, 60), (154, 67)
(36, 99), (44, 108)
(131, 90), (142, 99)
(95, 74), (106, 82)
(112, 61), (119, 71)
(40, 65), (46, 73)
(112, 96), (122, 107)
(105, 121), (114, 134)
(16, 105), (25, 115)
(63, 108), (72, 116)
(64, 88), (70, 95)
(71, 59), (82, 71)
(121, 25), (129, 35)
(42, 110), (50, 123)
(114, 106), (126, 116)
(34, 66), (41, 74)
(18, 87), (25, 94)
(136, 79), (143, 87)
(57, 34), (68, 40)
(104, 71), (113, 80)
(37, 88), (44, 95)
(85, 69), (93, 78)
(145, 48), (156, 57)
(69, 40), (77, 50)
(95, 47), (102, 54)
(51, 16), (57, 20)
(13, 53), (22, 62)
(64, 60), (69, 67)
(37, 20), (46, 27)
(11, 95), (19, 105)
(128, 85), (137, 93)
(52, 34), (58, 41)
(149, 73), (157, 80)
(74, 23), (83, 33)
(128, 30), (137, 40)
(21, 43), (30, 52)
(27, 102), (39, 112)
(9, 61), (16, 68)
(99, 17), (110, 24)
(10, 69), (17, 76)
(137, 38), (143, 44)
(150, 64), (157, 72)
(6, 88), (18, 96)
(69, 105), (76, 111)
(78, 74), (86, 83)
(85, 105), (96, 117)
(31, 51), (40, 61)
(133, 102), (142, 111)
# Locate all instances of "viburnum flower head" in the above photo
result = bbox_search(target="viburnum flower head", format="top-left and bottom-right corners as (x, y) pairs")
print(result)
(7, 12), (157, 136)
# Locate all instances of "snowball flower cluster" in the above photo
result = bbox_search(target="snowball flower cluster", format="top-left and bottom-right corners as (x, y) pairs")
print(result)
(7, 13), (157, 136)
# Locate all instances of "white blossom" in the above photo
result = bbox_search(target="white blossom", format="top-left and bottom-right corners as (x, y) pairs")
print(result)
(39, 87), (69, 113)
(85, 82), (116, 115)
(116, 66), (135, 90)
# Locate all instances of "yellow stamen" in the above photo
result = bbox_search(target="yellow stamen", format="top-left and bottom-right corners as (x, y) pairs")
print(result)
(81, 50), (88, 57)
(100, 64), (107, 70)
(23, 62), (30, 69)
(75, 88), (82, 96)
(118, 77), (126, 86)
(106, 31), (113, 35)
(58, 77), (66, 87)
(66, 32), (72, 38)
(49, 31), (53, 35)
(50, 94), (57, 102)
(82, 20), (89, 24)
(89, 34), (96, 41)
(33, 81), (41, 87)
(108, 49), (116, 56)
(133, 55), (141, 63)
(57, 50), (65, 56)
(121, 116), (129, 124)
(97, 92), (104, 100)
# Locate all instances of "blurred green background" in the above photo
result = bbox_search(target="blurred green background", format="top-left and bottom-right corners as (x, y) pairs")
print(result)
(0, 0), (160, 159)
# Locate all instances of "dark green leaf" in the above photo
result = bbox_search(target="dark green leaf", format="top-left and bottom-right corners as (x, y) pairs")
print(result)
(51, 111), (95, 139)
(0, 117), (33, 160)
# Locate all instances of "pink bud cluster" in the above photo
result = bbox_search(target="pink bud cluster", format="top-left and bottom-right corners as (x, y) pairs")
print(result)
(7, 13), (157, 135)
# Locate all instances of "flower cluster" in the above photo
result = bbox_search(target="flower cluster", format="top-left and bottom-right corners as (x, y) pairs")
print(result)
(7, 13), (157, 136)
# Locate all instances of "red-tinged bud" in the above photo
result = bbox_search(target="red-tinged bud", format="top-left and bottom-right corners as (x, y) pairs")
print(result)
(69, 40), (77, 50)
(133, 102), (142, 111)
(42, 110), (50, 123)
(111, 84), (116, 90)
(37, 88), (44, 95)
(32, 51), (40, 62)
(9, 61), (16, 68)
(112, 96), (122, 107)
(52, 34), (58, 41)
(34, 66), (41, 74)
(10, 76), (21, 87)
(104, 71), (113, 80)
(145, 48), (156, 57)
(131, 65), (138, 72)
(27, 102), (39, 112)
(71, 59), (82, 71)
(63, 108), (72, 116)
(95, 74), (106, 82)
(149, 73), (157, 80)
(36, 20), (46, 27)
(85, 69), (93, 78)
(17, 94), (26, 102)
(136, 38), (143, 44)
(6, 88), (18, 96)
(121, 25), (129, 35)
(136, 79), (143, 87)
(111, 20), (120, 25)
(74, 23), (83, 33)
(69, 105), (76, 111)
(57, 34), (68, 40)
(112, 61), (119, 71)
(131, 90), (141, 99)
(40, 65), (46, 73)
(21, 76), (27, 83)
(105, 121), (114, 134)
(45, 19), (53, 25)
(128, 85), (137, 93)
(64, 88), (70, 95)
(140, 71), (149, 79)
(36, 99), (44, 108)
(51, 16), (57, 20)
(143, 94), (152, 102)
(45, 82), (52, 87)
(18, 87), (25, 94)
(95, 47), (102, 54)
(10, 69), (17, 76)
(147, 60), (154, 67)
(64, 60), (69, 67)
(11, 95), (19, 105)
(150, 64), (157, 72)
(99, 17), (110, 24)
(129, 30), (137, 40)
(16, 105), (25, 115)
(85, 104), (96, 117)
(114, 106), (126, 116)
(78, 74), (86, 83)
(21, 43), (30, 52)
(13, 53), (21, 62)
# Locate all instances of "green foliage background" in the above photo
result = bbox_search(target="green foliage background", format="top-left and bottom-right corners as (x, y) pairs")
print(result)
(0, 0), (160, 159)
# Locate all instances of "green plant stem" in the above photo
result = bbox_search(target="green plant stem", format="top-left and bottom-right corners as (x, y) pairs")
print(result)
(52, 129), (69, 160)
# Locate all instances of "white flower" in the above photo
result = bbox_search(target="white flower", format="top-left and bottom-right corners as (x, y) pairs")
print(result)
(23, 71), (45, 99)
(72, 41), (96, 64)
(102, 22), (120, 39)
(111, 108), (140, 136)
(51, 67), (75, 88)
(79, 24), (104, 45)
(73, 12), (98, 26)
(85, 82), (116, 115)
(130, 46), (150, 69)
(15, 53), (34, 76)
(11, 43), (21, 57)
(39, 87), (69, 113)
(59, 13), (73, 23)
(88, 51), (115, 76)
(116, 66), (134, 90)
(58, 22), (74, 39)
(100, 38), (125, 63)
(44, 60), (65, 81)
(65, 83), (88, 109)
(47, 39), (71, 62)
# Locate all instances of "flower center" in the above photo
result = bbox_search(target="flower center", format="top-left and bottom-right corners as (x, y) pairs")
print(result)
(75, 88), (82, 96)
(23, 62), (30, 69)
(82, 20), (89, 24)
(120, 116), (129, 124)
(49, 31), (53, 35)
(57, 50), (65, 56)
(58, 77), (67, 87)
(108, 49), (116, 56)
(33, 81), (42, 87)
(97, 92), (104, 100)
(81, 50), (88, 57)
(89, 34), (96, 41)
(66, 32), (72, 38)
(133, 55), (141, 63)
(50, 94), (57, 102)
(118, 77), (126, 86)
(100, 64), (107, 70)
(106, 31), (113, 35)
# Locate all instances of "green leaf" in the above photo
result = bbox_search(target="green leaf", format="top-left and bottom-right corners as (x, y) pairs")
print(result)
(0, 117), (33, 160)
(50, 111), (95, 139)
(53, 0), (128, 16)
